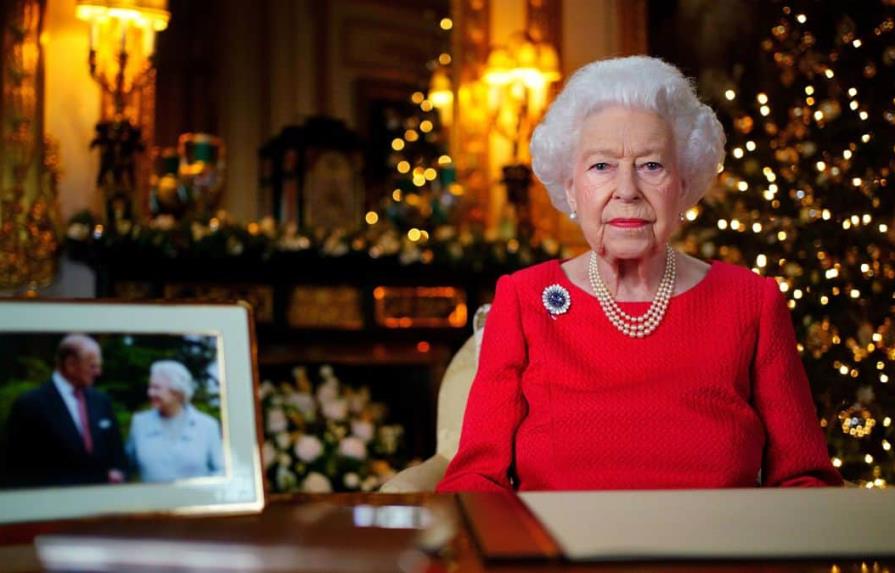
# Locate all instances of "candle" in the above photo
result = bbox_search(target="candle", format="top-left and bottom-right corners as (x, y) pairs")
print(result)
(120, 21), (128, 53)
(142, 29), (155, 58)
(89, 22), (98, 52)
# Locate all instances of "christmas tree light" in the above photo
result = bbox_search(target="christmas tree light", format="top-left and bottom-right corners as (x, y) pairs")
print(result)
(680, 2), (895, 486)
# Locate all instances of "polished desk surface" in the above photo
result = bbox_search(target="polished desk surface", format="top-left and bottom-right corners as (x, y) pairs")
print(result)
(0, 493), (892, 573)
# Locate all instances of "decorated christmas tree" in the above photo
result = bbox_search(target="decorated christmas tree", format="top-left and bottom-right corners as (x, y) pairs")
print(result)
(368, 16), (464, 237)
(679, 2), (895, 485)
(379, 85), (459, 234)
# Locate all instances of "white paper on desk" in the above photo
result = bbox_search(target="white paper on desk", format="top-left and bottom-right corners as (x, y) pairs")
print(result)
(519, 488), (895, 561)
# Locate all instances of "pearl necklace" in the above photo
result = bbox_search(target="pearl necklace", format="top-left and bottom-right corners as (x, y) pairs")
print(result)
(587, 246), (676, 338)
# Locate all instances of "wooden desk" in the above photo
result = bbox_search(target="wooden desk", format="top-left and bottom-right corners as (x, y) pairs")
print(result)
(1, 493), (892, 573)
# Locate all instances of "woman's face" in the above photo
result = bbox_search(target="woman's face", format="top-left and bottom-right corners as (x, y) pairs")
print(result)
(148, 373), (183, 414)
(564, 105), (683, 261)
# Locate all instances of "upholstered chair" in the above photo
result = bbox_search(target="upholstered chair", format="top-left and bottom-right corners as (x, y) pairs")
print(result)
(379, 305), (489, 493)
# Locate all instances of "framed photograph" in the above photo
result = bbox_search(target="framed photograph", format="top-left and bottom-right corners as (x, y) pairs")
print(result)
(0, 300), (264, 525)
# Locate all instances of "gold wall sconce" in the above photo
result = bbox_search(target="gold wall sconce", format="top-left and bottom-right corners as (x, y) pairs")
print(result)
(482, 31), (560, 237)
(483, 31), (560, 163)
(76, 0), (169, 117)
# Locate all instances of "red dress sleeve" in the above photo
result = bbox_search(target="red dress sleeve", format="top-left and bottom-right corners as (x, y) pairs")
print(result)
(753, 278), (844, 487)
(436, 274), (528, 492)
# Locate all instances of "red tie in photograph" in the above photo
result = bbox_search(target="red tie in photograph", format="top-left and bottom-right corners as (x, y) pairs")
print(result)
(74, 389), (94, 453)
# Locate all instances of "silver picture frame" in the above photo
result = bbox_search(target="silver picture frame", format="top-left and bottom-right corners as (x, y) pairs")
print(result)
(0, 300), (265, 524)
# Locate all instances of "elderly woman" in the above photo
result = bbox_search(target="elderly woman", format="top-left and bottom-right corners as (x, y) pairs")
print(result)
(437, 56), (842, 492)
(127, 360), (224, 482)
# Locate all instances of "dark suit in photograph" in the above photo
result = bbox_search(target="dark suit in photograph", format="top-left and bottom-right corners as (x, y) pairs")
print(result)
(3, 378), (126, 487)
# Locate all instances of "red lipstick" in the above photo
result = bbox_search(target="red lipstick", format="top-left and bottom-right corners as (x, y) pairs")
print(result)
(609, 218), (649, 228)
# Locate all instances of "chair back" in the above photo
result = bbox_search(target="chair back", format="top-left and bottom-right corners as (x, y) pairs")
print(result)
(435, 304), (490, 459)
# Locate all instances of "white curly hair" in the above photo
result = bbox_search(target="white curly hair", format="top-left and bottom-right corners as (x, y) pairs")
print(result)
(151, 360), (195, 403)
(530, 56), (726, 213)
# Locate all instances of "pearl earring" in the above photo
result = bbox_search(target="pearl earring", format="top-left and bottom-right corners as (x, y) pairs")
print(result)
(569, 210), (578, 221)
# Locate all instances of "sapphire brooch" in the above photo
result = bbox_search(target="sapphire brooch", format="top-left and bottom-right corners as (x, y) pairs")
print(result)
(541, 284), (571, 318)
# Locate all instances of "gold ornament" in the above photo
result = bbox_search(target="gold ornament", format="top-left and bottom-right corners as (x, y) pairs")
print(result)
(805, 320), (834, 358)
(818, 99), (841, 121)
(838, 403), (876, 438)
(735, 115), (755, 134)
(775, 147), (799, 164)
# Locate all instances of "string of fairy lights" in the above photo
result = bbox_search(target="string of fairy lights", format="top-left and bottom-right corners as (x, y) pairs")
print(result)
(679, 3), (895, 486)
(364, 15), (461, 243)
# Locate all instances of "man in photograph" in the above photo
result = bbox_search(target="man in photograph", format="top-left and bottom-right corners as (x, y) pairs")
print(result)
(3, 334), (126, 487)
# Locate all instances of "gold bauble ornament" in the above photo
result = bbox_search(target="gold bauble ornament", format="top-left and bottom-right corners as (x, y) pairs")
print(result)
(805, 321), (834, 358)
(838, 403), (876, 438)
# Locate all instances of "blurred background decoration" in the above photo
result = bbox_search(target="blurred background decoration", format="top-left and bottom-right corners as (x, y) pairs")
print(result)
(174, 132), (226, 218)
(149, 133), (226, 219)
(672, 0), (895, 486)
(0, 0), (60, 293)
(483, 31), (560, 163)
(483, 31), (560, 240)
(77, 0), (169, 227)
(148, 145), (181, 216)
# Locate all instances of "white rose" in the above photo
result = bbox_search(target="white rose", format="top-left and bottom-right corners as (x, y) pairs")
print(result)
(316, 380), (339, 403)
(351, 420), (374, 443)
(338, 436), (367, 460)
(275, 432), (292, 450)
(294, 435), (323, 463)
(258, 381), (275, 400)
(322, 399), (348, 421)
(262, 442), (277, 469)
(302, 472), (332, 493)
(343, 472), (360, 489)
(266, 408), (288, 433)
(286, 392), (316, 416)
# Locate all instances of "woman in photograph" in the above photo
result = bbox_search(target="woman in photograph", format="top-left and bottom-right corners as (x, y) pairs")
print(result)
(437, 56), (843, 492)
(127, 360), (224, 482)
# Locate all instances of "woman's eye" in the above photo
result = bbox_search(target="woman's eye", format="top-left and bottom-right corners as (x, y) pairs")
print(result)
(642, 161), (663, 171)
(590, 162), (609, 171)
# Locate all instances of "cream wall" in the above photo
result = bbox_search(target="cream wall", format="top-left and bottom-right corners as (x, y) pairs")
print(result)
(267, 0), (316, 131)
(44, 0), (101, 223)
(218, 0), (267, 220)
(562, 0), (623, 77)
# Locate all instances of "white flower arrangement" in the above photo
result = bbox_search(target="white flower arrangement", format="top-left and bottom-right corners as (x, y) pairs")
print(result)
(261, 365), (409, 493)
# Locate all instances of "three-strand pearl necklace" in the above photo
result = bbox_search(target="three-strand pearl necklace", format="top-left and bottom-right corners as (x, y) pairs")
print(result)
(587, 246), (676, 338)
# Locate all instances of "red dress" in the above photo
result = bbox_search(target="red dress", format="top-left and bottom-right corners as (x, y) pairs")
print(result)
(437, 260), (843, 492)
